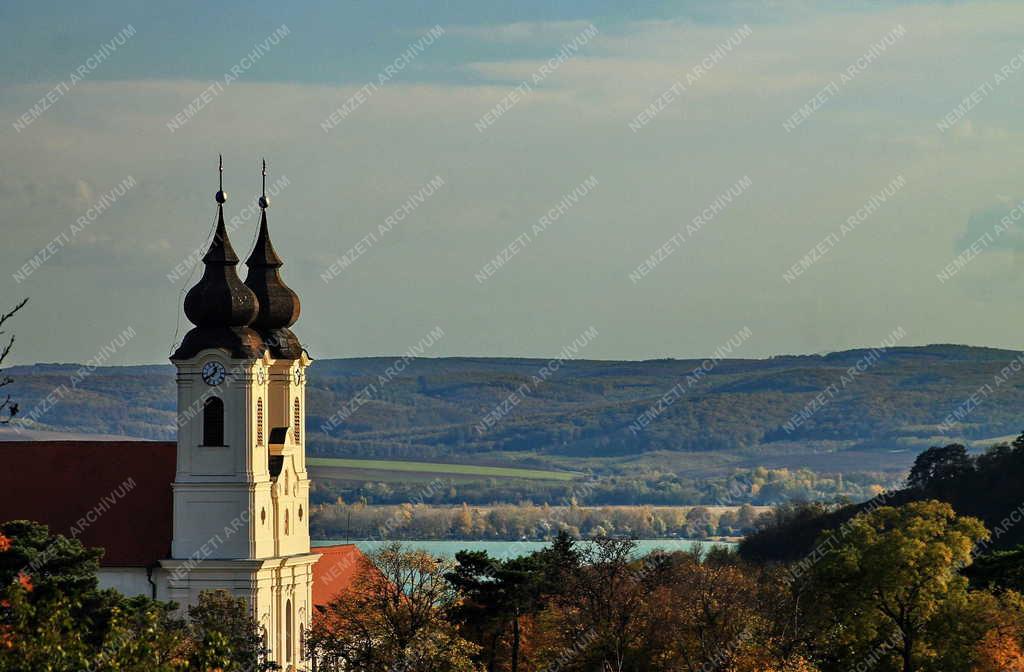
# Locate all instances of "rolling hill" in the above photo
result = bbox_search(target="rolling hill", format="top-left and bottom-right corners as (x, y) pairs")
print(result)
(5, 344), (1024, 505)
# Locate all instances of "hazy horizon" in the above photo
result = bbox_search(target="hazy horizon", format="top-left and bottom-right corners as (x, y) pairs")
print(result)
(7, 341), (1019, 369)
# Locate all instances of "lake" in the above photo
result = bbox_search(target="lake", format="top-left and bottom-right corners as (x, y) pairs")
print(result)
(314, 538), (734, 559)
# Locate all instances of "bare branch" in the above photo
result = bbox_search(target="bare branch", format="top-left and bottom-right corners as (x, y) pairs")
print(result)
(0, 298), (29, 331)
(0, 298), (28, 423)
(0, 335), (14, 369)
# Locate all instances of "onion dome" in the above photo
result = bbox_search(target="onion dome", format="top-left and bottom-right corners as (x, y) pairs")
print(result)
(244, 160), (304, 359)
(172, 156), (266, 360)
(183, 207), (260, 327)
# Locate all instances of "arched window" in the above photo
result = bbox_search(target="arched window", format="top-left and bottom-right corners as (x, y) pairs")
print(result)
(202, 397), (224, 446)
(256, 397), (264, 445)
(293, 398), (301, 443)
(285, 508), (290, 535)
(286, 599), (293, 663)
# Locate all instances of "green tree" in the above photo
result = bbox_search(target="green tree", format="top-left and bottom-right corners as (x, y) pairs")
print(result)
(0, 524), (191, 672)
(0, 519), (104, 604)
(966, 545), (1024, 593)
(531, 530), (580, 595)
(447, 551), (545, 672)
(187, 589), (277, 671)
(811, 500), (988, 672)
(0, 522), (277, 671)
(906, 444), (971, 490)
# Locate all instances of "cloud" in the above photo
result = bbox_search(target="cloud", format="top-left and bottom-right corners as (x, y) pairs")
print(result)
(445, 21), (598, 44)
(956, 198), (1024, 252)
(4, 2), (1024, 363)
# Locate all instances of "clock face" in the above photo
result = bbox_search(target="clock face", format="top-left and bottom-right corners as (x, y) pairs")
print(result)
(201, 361), (227, 386)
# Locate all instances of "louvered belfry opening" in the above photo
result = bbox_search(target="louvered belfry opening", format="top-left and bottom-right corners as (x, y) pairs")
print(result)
(257, 397), (264, 445)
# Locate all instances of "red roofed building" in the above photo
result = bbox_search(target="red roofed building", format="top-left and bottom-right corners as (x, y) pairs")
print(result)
(0, 162), (361, 670)
(311, 544), (365, 608)
(0, 441), (176, 569)
(0, 442), (366, 609)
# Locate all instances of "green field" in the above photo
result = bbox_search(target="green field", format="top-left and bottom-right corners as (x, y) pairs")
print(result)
(307, 457), (580, 481)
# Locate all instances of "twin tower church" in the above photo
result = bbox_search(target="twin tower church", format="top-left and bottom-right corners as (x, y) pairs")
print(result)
(167, 158), (318, 665)
(0, 158), (354, 670)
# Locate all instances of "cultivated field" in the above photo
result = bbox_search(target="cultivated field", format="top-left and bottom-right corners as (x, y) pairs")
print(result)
(307, 457), (580, 482)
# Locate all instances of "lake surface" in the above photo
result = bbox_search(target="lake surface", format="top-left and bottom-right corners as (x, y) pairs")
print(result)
(314, 538), (734, 559)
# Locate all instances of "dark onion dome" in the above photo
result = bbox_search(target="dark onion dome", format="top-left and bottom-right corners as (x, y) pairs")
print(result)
(243, 161), (304, 359)
(245, 210), (300, 330)
(172, 159), (267, 361)
(184, 206), (260, 328)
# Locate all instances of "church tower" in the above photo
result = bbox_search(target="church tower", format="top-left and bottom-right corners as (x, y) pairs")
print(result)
(162, 158), (316, 670)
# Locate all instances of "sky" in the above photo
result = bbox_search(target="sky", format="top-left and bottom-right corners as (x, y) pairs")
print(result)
(1, 1), (1023, 365)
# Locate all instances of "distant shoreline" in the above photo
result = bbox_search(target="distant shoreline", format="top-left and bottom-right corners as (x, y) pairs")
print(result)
(313, 538), (738, 560)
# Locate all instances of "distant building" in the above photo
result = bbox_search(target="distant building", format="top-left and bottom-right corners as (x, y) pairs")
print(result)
(0, 159), (361, 670)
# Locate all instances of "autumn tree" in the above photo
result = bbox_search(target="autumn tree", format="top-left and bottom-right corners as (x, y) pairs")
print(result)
(973, 628), (1024, 672)
(639, 550), (766, 671)
(457, 503), (474, 537)
(307, 542), (478, 672)
(534, 536), (654, 672)
(684, 506), (712, 538)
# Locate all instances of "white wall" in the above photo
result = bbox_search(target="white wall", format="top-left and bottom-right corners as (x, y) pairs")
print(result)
(97, 567), (154, 598)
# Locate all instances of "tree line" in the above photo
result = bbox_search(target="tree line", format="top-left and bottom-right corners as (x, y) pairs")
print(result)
(310, 464), (896, 509)
(310, 502), (764, 541)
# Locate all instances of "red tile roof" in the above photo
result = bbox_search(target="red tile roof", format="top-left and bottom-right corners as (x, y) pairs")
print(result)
(311, 544), (366, 607)
(0, 441), (176, 567)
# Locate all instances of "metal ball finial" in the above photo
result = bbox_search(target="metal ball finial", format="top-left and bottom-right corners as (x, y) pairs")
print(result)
(259, 158), (269, 209)
(216, 154), (227, 203)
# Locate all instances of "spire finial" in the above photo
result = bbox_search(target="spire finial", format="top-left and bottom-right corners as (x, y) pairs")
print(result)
(259, 158), (270, 209)
(216, 154), (227, 204)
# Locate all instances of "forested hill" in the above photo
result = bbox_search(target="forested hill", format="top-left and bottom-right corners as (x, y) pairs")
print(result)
(5, 344), (1024, 462)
